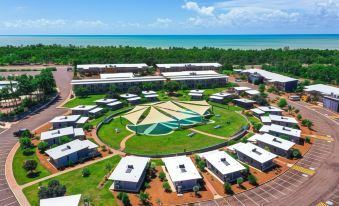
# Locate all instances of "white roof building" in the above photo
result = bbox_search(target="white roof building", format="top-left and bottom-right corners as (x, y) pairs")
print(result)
(261, 116), (272, 124)
(40, 194), (81, 206)
(156, 63), (222, 68)
(71, 76), (165, 86)
(142, 90), (157, 95)
(50, 115), (81, 123)
(260, 124), (301, 138)
(71, 105), (97, 112)
(228, 142), (277, 164)
(190, 90), (205, 94)
(77, 63), (149, 70)
(107, 101), (123, 107)
(94, 98), (117, 104)
(162, 156), (202, 182)
(234, 99), (256, 103)
(242, 69), (297, 83)
(40, 127), (84, 141)
(304, 84), (339, 96)
(248, 133), (295, 151)
(76, 117), (89, 124)
(250, 108), (265, 115)
(161, 70), (228, 81)
(199, 150), (245, 175)
(245, 90), (260, 95)
(109, 156), (150, 182)
(234, 87), (252, 92)
(89, 107), (104, 114)
(127, 97), (141, 101)
(268, 114), (298, 124)
(45, 139), (98, 160)
(120, 93), (138, 99)
(100, 73), (134, 79)
(257, 106), (283, 113)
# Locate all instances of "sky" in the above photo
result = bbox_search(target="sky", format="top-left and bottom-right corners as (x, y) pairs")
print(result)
(0, 0), (338, 34)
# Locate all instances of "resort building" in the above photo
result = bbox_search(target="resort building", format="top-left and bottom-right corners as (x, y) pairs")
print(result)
(188, 90), (205, 100)
(156, 63), (222, 73)
(71, 75), (165, 93)
(245, 89), (260, 97)
(71, 105), (97, 115)
(199, 150), (246, 183)
(209, 92), (234, 103)
(304, 84), (339, 112)
(50, 115), (88, 129)
(127, 97), (141, 105)
(162, 156), (202, 193)
(109, 156), (150, 192)
(40, 194), (81, 206)
(250, 108), (265, 118)
(40, 126), (85, 146)
(262, 114), (298, 127)
(234, 87), (251, 95)
(88, 107), (105, 118)
(233, 99), (256, 109)
(248, 133), (295, 157)
(107, 101), (123, 110)
(228, 142), (277, 171)
(0, 80), (17, 91)
(94, 98), (117, 106)
(162, 70), (228, 89)
(259, 124), (301, 143)
(77, 63), (149, 74)
(45, 139), (99, 168)
(241, 69), (298, 92)
(257, 106), (283, 115)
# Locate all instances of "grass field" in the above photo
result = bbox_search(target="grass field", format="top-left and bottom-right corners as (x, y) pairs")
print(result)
(13, 147), (51, 185)
(97, 117), (132, 149)
(194, 106), (248, 137)
(89, 106), (132, 127)
(63, 94), (106, 108)
(124, 129), (225, 155)
(23, 155), (121, 206)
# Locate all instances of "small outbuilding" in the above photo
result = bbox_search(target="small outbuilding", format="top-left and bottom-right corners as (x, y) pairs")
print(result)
(88, 107), (105, 118)
(40, 126), (85, 146)
(127, 97), (141, 105)
(162, 156), (202, 193)
(257, 106), (283, 115)
(267, 114), (298, 127)
(40, 194), (81, 206)
(71, 105), (97, 115)
(50, 115), (84, 129)
(95, 98), (117, 106)
(250, 108), (265, 118)
(199, 150), (246, 183)
(259, 124), (301, 143)
(234, 87), (251, 95)
(107, 101), (123, 110)
(109, 156), (150, 192)
(233, 99), (256, 109)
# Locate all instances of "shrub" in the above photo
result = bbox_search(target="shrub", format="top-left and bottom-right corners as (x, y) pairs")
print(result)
(22, 148), (34, 156)
(38, 180), (66, 199)
(297, 114), (302, 120)
(83, 123), (93, 131)
(138, 192), (150, 204)
(252, 122), (263, 132)
(302, 119), (314, 129)
(23, 160), (38, 175)
(197, 160), (206, 172)
(38, 142), (49, 153)
(158, 171), (166, 181)
(117, 192), (130, 206)
(82, 168), (91, 177)
(292, 149), (302, 158)
(19, 137), (32, 149)
(162, 181), (172, 192)
(278, 98), (287, 108)
(60, 136), (72, 145)
(224, 182), (233, 194)
(295, 109), (300, 113)
(237, 177), (244, 186)
(193, 185), (200, 196)
(305, 136), (311, 144)
(248, 174), (258, 186)
(144, 182), (150, 189)
(20, 130), (32, 138)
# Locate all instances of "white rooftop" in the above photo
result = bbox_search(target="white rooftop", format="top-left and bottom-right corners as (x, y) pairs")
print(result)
(127, 97), (141, 101)
(210, 96), (224, 100)
(162, 156), (202, 182)
(109, 156), (150, 182)
(45, 139), (98, 160)
(76, 116), (89, 124)
(71, 76), (165, 85)
(190, 90), (205, 94)
(95, 98), (117, 104)
(234, 98), (256, 103)
(107, 101), (123, 106)
(260, 124), (301, 138)
(242, 69), (297, 83)
(41, 127), (84, 141)
(40, 194), (81, 206)
(257, 106), (283, 113)
(162, 70), (220, 77)
(100, 73), (134, 79)
(269, 114), (298, 124)
(89, 107), (104, 114)
(261, 116), (272, 123)
(50, 115), (81, 123)
(120, 93), (138, 99)
(156, 63), (222, 68)
(142, 90), (157, 95)
(245, 90), (260, 95)
(145, 94), (159, 98)
(250, 108), (265, 115)
(199, 150), (246, 175)
(77, 63), (148, 70)
(234, 87), (252, 91)
(71, 105), (97, 111)
(212, 92), (232, 97)
(189, 93), (203, 97)
(228, 142), (277, 164)
(248, 133), (295, 151)
(304, 84), (339, 96)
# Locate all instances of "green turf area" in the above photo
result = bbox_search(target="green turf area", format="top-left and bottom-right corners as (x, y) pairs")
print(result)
(23, 155), (121, 206)
(124, 129), (225, 155)
(89, 107), (132, 127)
(194, 106), (248, 137)
(247, 115), (261, 125)
(98, 117), (132, 149)
(63, 94), (106, 108)
(13, 147), (51, 185)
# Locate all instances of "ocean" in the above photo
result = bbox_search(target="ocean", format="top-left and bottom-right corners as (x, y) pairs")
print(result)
(0, 34), (339, 49)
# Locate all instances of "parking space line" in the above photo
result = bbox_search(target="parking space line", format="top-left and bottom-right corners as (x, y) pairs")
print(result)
(4, 202), (18, 206)
(0, 187), (10, 192)
(302, 156), (324, 162)
(330, 199), (339, 204)
(299, 158), (321, 165)
(233, 195), (246, 206)
(0, 196), (14, 202)
(214, 200), (220, 206)
(278, 174), (304, 184)
(220, 198), (231, 206)
(277, 177), (300, 188)
(264, 183), (286, 196)
(239, 193), (261, 206)
(270, 180), (294, 192)
(248, 189), (270, 203)
(256, 186), (279, 199)
(310, 149), (331, 156)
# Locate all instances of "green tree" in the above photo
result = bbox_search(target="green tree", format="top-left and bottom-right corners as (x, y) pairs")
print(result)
(38, 141), (49, 153)
(38, 180), (66, 199)
(162, 181), (172, 192)
(117, 192), (130, 206)
(82, 168), (91, 177)
(128, 86), (141, 95)
(302, 119), (313, 129)
(164, 81), (180, 95)
(297, 114), (302, 120)
(19, 137), (32, 149)
(23, 159), (37, 175)
(138, 191), (150, 205)
(158, 171), (166, 181)
(60, 136), (72, 145)
(193, 185), (200, 196)
(278, 98), (287, 108)
(252, 122), (263, 132)
(248, 174), (258, 186)
(224, 182), (233, 194)
(258, 84), (265, 93)
(292, 149), (302, 158)
(74, 86), (89, 98)
(237, 177), (244, 187)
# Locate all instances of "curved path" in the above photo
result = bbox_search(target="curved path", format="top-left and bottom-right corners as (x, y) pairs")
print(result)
(0, 67), (72, 206)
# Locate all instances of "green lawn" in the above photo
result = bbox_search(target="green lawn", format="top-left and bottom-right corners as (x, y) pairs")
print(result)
(63, 94), (106, 108)
(194, 106), (248, 137)
(23, 155), (121, 206)
(13, 147), (51, 185)
(97, 117), (132, 149)
(89, 106), (132, 127)
(247, 115), (261, 125)
(124, 129), (225, 155)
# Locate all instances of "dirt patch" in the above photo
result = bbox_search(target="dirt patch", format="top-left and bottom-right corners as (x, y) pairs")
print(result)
(201, 171), (225, 196)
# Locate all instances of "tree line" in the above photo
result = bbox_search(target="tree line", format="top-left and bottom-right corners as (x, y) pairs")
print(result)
(0, 68), (56, 117)
(0, 45), (338, 84)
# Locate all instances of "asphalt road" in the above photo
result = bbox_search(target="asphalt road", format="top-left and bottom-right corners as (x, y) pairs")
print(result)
(0, 68), (72, 206)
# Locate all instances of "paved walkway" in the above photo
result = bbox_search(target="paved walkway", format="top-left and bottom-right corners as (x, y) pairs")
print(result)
(119, 132), (136, 151)
(188, 128), (227, 140)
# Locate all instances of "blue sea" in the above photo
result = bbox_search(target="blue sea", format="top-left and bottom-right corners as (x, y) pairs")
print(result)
(0, 35), (339, 49)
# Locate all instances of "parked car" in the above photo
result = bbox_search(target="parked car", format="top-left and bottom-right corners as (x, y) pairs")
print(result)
(13, 128), (32, 137)
(289, 95), (300, 101)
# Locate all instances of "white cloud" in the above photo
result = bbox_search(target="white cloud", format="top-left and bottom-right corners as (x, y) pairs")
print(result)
(74, 20), (107, 28)
(148, 18), (173, 28)
(182, 1), (215, 16)
(1, 19), (66, 28)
